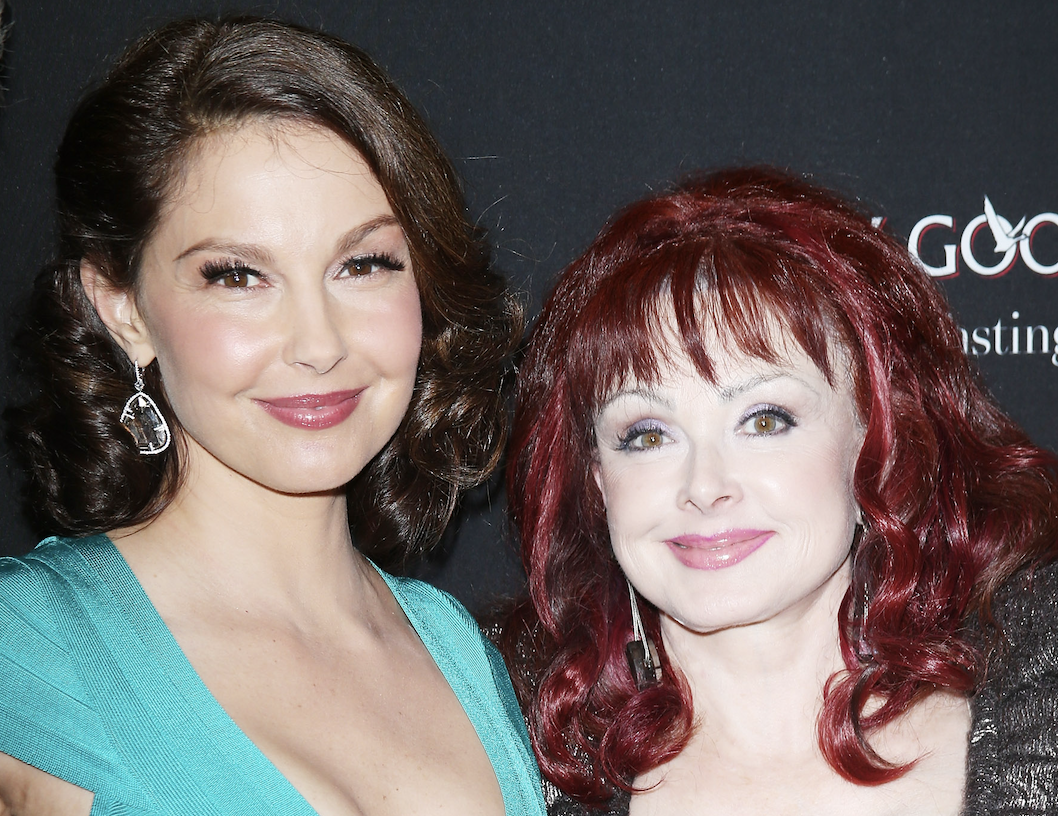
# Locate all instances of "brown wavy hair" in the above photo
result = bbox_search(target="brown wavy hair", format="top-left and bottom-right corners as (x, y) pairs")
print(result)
(7, 16), (521, 567)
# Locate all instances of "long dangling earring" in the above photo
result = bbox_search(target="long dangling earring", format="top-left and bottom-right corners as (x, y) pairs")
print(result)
(849, 521), (876, 663)
(120, 361), (171, 455)
(625, 580), (661, 690)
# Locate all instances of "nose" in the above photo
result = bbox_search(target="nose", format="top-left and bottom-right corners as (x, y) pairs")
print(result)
(281, 283), (348, 374)
(677, 440), (742, 512)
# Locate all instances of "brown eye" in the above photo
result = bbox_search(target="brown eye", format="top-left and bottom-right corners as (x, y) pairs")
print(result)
(341, 253), (405, 278)
(345, 259), (377, 276)
(220, 269), (251, 288)
(201, 262), (261, 288)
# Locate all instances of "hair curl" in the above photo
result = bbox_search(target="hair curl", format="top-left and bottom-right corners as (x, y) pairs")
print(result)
(501, 167), (1058, 803)
(7, 16), (521, 567)
(0, 0), (8, 62)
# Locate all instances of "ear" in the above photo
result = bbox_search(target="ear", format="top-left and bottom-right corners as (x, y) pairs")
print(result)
(80, 260), (156, 366)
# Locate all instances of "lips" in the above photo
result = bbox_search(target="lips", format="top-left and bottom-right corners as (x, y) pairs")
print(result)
(665, 530), (773, 571)
(255, 389), (363, 430)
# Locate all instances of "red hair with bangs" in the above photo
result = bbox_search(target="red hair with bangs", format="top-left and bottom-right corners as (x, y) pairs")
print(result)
(502, 167), (1058, 802)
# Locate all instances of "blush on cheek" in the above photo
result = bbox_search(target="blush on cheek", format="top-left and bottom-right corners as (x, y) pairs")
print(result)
(364, 290), (422, 370)
(151, 310), (273, 410)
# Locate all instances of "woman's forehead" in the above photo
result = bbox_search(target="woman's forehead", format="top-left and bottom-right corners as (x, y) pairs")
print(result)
(166, 119), (364, 200)
(595, 313), (852, 402)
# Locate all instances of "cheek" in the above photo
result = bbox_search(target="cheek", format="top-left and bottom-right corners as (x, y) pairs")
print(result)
(815, 438), (862, 517)
(598, 460), (666, 542)
(774, 444), (860, 555)
(360, 285), (422, 374)
(766, 436), (858, 497)
(150, 308), (274, 398)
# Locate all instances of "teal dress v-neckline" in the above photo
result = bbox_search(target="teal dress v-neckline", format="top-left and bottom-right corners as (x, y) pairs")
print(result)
(80, 534), (332, 815)
(0, 535), (545, 815)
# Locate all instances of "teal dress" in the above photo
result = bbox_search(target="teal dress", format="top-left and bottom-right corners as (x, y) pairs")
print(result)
(0, 535), (545, 815)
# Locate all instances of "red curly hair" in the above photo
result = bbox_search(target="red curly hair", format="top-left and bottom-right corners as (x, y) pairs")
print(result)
(502, 167), (1058, 804)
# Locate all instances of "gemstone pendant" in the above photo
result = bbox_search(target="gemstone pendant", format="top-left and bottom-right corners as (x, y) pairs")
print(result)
(626, 639), (661, 690)
(120, 391), (171, 455)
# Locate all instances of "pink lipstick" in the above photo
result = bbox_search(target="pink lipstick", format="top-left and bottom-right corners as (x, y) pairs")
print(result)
(665, 529), (772, 570)
(255, 389), (363, 430)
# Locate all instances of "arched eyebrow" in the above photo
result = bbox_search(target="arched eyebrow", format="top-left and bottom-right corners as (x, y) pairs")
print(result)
(602, 371), (818, 412)
(716, 373), (784, 402)
(332, 215), (405, 258)
(172, 214), (403, 264)
(717, 371), (819, 402)
(599, 388), (675, 413)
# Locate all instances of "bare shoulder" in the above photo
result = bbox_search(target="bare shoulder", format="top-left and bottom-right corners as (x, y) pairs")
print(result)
(0, 752), (93, 816)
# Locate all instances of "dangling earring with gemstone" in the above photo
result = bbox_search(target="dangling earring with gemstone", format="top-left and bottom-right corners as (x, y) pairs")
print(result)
(849, 520), (876, 663)
(625, 580), (661, 690)
(120, 361), (171, 455)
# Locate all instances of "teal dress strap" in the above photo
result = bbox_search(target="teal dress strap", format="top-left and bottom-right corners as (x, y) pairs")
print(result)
(56, 535), (323, 816)
(0, 548), (144, 811)
(380, 571), (546, 815)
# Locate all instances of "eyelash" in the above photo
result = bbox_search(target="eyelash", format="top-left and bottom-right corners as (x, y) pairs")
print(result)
(341, 252), (406, 277)
(200, 258), (261, 287)
(198, 252), (406, 287)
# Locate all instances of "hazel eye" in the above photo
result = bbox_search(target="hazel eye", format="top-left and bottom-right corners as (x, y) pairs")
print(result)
(638, 430), (664, 448)
(752, 414), (779, 433)
(742, 406), (795, 436)
(617, 424), (670, 451)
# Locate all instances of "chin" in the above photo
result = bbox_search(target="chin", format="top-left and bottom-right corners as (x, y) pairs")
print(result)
(657, 592), (773, 635)
(270, 442), (384, 486)
(250, 458), (366, 497)
(259, 475), (353, 497)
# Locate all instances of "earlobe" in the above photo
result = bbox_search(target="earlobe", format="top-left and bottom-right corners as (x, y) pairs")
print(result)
(79, 260), (156, 366)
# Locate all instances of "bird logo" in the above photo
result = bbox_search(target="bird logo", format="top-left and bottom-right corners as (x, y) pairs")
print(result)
(983, 196), (1027, 254)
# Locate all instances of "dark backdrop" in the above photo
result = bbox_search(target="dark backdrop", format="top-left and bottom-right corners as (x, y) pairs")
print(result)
(2, 1), (1056, 612)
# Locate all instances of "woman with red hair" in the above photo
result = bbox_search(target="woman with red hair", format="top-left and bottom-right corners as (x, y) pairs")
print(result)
(502, 167), (1058, 814)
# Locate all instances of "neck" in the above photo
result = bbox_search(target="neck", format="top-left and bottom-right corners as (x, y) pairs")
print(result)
(110, 441), (372, 623)
(660, 561), (851, 761)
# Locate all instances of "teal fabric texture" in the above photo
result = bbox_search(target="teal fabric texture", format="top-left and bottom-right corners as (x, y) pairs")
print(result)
(0, 535), (545, 815)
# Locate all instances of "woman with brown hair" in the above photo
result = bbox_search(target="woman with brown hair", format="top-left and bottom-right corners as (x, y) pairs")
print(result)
(0, 16), (544, 816)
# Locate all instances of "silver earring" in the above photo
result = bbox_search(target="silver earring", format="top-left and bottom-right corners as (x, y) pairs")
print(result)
(120, 361), (171, 455)
(849, 522), (875, 663)
(625, 580), (661, 690)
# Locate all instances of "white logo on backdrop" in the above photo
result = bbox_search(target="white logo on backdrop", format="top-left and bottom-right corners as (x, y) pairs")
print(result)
(983, 196), (1027, 254)
(908, 197), (1058, 278)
